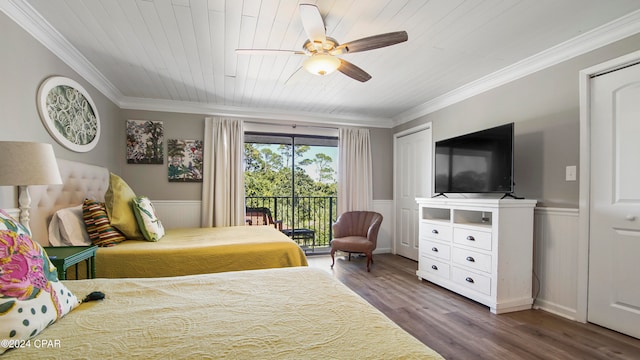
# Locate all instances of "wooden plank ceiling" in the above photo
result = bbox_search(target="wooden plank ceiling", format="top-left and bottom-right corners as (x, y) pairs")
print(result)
(21, 0), (640, 126)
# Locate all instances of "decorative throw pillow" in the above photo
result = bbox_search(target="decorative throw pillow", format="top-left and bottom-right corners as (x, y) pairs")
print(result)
(48, 205), (91, 246)
(0, 210), (79, 355)
(104, 173), (144, 239)
(82, 199), (126, 247)
(132, 196), (165, 241)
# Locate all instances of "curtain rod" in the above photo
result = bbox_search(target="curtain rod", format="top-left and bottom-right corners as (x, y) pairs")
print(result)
(243, 120), (339, 131)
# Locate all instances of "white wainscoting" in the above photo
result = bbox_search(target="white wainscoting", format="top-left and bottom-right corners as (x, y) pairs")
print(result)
(153, 200), (202, 229)
(532, 207), (580, 320)
(372, 200), (394, 254)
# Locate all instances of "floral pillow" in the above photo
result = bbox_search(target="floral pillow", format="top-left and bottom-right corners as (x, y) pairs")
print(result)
(0, 210), (79, 354)
(132, 196), (165, 241)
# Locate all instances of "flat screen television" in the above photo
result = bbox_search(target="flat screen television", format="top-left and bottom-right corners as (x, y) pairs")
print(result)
(434, 123), (514, 195)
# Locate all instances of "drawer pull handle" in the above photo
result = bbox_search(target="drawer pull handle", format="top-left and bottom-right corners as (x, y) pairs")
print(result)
(431, 265), (438, 270)
(431, 247), (438, 252)
(466, 235), (475, 241)
(466, 256), (475, 262)
(465, 277), (474, 283)
(432, 229), (439, 234)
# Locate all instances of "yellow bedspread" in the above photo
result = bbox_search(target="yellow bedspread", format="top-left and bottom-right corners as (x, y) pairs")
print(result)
(3, 267), (443, 359)
(95, 226), (308, 278)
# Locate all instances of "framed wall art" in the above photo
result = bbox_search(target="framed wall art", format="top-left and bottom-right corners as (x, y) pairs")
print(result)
(126, 120), (164, 164)
(167, 139), (203, 182)
(37, 76), (100, 152)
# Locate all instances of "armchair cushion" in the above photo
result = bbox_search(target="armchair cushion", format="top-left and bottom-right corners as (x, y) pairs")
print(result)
(330, 236), (373, 253)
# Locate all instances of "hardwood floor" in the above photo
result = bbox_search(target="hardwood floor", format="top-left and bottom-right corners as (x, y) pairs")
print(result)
(307, 253), (640, 360)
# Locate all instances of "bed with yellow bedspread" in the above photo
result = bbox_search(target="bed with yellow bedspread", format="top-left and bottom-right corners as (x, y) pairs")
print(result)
(95, 225), (308, 278)
(23, 159), (306, 278)
(2, 267), (443, 359)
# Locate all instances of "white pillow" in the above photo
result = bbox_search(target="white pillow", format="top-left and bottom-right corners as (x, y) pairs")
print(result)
(48, 205), (91, 246)
(132, 196), (165, 241)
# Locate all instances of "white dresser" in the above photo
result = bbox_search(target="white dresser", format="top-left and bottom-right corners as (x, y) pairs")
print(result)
(415, 197), (537, 314)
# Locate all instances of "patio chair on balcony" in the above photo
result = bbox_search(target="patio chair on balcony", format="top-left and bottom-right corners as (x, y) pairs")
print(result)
(330, 211), (383, 272)
(245, 207), (282, 230)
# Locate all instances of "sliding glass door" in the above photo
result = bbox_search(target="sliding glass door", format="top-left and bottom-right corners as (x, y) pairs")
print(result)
(244, 133), (338, 253)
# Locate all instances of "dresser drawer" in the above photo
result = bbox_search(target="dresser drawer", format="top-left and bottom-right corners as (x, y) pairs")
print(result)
(453, 227), (492, 251)
(419, 256), (450, 280)
(420, 222), (451, 242)
(420, 239), (450, 261)
(452, 247), (492, 273)
(451, 266), (491, 296)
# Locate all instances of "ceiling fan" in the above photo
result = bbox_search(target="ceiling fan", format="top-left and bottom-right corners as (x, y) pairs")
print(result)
(235, 3), (408, 83)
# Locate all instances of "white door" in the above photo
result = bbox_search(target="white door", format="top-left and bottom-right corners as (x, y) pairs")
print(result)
(588, 61), (640, 339)
(394, 125), (432, 260)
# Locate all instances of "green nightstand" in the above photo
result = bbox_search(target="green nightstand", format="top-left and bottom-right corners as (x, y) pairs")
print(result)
(43, 245), (98, 280)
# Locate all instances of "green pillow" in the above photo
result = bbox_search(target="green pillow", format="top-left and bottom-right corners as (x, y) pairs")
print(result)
(104, 173), (144, 239)
(132, 196), (165, 241)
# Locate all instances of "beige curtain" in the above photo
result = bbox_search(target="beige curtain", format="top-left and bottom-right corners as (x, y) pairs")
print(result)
(201, 117), (245, 227)
(338, 128), (372, 214)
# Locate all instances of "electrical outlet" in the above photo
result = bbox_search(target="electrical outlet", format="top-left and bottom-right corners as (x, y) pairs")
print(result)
(566, 165), (577, 181)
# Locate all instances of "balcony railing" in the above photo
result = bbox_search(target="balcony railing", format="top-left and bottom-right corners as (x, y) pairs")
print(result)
(245, 196), (337, 254)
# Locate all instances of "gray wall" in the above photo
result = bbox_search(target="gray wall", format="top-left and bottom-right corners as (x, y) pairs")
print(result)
(370, 128), (394, 200)
(0, 12), (122, 209)
(394, 32), (640, 207)
(118, 110), (205, 201)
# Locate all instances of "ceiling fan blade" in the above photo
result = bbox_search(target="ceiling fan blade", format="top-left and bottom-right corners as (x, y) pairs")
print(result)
(331, 31), (408, 55)
(284, 66), (305, 85)
(299, 3), (326, 45)
(235, 49), (305, 56)
(337, 59), (371, 82)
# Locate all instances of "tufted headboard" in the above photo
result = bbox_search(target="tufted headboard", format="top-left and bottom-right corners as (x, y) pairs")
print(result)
(27, 158), (110, 245)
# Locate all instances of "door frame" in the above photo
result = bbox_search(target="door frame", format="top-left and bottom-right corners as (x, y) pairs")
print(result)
(578, 49), (640, 322)
(392, 122), (432, 255)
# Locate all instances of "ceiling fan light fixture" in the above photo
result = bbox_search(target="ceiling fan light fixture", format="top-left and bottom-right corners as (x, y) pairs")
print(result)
(303, 54), (340, 76)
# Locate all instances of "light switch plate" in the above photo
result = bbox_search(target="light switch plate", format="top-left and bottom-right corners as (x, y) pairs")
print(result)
(566, 165), (577, 181)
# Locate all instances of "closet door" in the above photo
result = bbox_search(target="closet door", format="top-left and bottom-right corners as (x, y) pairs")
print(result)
(394, 125), (432, 260)
(588, 61), (640, 339)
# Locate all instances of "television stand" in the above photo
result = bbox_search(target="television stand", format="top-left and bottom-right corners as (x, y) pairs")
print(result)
(432, 193), (448, 198)
(415, 197), (537, 313)
(501, 193), (524, 200)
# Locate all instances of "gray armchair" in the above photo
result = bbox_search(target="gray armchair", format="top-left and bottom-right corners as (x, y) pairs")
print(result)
(330, 211), (383, 272)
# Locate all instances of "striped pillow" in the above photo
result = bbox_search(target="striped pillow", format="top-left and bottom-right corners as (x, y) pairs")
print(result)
(82, 199), (126, 247)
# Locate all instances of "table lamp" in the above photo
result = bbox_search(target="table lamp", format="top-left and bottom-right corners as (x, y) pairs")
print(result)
(0, 141), (62, 235)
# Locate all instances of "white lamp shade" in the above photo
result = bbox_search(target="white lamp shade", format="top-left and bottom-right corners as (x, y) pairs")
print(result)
(0, 141), (62, 186)
(303, 54), (341, 76)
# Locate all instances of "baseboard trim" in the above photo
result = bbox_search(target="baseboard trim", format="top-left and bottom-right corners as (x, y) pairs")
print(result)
(533, 299), (578, 321)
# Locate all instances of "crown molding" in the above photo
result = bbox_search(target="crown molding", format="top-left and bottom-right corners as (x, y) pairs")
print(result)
(1, 0), (124, 105)
(119, 97), (393, 128)
(392, 9), (640, 126)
